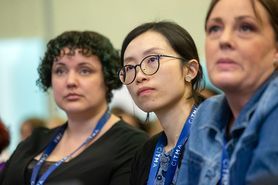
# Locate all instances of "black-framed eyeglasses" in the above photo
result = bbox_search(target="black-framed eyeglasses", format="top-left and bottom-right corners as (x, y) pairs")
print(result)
(118, 54), (185, 85)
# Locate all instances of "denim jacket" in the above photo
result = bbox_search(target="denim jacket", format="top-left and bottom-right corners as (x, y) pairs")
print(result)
(176, 72), (278, 185)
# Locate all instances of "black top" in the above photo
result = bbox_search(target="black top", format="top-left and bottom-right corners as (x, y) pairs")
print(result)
(130, 132), (162, 185)
(0, 121), (148, 185)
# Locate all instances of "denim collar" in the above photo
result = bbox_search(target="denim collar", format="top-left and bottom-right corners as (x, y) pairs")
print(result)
(231, 71), (278, 134)
(204, 71), (278, 138)
(201, 95), (231, 135)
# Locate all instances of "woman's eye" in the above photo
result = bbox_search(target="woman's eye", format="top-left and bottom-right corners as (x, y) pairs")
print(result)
(147, 56), (158, 64)
(206, 25), (221, 34)
(239, 23), (255, 32)
(80, 68), (92, 75)
(125, 65), (135, 73)
(54, 68), (66, 76)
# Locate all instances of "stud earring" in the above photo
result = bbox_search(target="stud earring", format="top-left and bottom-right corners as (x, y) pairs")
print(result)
(185, 76), (191, 82)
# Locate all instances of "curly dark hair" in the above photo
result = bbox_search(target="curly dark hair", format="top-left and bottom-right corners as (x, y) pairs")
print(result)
(37, 31), (122, 103)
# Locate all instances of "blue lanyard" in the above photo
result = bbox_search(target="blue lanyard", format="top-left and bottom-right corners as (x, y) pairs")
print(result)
(30, 111), (111, 185)
(147, 106), (197, 185)
(219, 137), (230, 185)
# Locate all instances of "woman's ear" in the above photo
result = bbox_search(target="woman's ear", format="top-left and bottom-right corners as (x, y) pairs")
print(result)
(184, 59), (199, 82)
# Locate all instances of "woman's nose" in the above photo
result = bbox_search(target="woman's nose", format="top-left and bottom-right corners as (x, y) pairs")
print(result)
(66, 71), (78, 88)
(134, 66), (148, 84)
(219, 28), (234, 50)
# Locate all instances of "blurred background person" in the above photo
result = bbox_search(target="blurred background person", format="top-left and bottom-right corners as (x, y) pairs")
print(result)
(20, 117), (47, 141)
(47, 116), (65, 129)
(0, 118), (10, 172)
(111, 106), (149, 132)
(111, 106), (163, 137)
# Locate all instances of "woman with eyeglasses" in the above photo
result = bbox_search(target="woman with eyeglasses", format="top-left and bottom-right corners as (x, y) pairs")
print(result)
(118, 21), (205, 185)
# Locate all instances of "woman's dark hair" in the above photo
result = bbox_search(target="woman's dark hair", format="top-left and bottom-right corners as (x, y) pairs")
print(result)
(0, 119), (10, 154)
(205, 0), (278, 42)
(37, 31), (122, 103)
(120, 21), (204, 105)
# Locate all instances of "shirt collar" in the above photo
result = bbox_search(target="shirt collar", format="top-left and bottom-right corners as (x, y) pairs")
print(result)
(231, 71), (278, 133)
(203, 71), (278, 138)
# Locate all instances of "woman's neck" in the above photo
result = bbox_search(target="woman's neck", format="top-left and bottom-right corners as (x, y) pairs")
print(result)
(155, 99), (195, 152)
(225, 92), (250, 122)
(65, 106), (108, 137)
(225, 91), (252, 136)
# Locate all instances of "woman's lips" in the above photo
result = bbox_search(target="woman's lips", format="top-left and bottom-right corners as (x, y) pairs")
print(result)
(137, 87), (155, 96)
(216, 58), (238, 70)
(65, 93), (82, 100)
